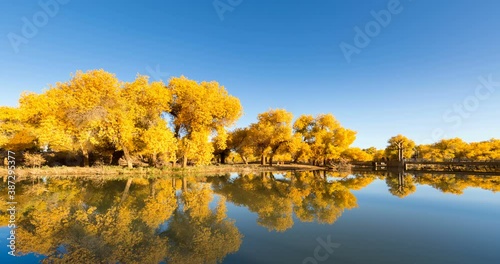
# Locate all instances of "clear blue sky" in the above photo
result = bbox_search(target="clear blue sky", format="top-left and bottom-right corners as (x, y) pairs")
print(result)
(1, 0), (499, 149)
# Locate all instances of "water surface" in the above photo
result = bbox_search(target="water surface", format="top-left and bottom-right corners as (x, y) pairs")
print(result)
(1, 171), (499, 264)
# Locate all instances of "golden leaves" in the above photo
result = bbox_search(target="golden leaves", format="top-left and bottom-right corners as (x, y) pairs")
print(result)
(248, 109), (294, 162)
(385, 134), (416, 160)
(168, 76), (243, 166)
(292, 113), (356, 163)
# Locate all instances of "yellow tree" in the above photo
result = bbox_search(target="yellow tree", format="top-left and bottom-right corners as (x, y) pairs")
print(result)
(122, 75), (175, 166)
(287, 133), (312, 163)
(428, 138), (469, 161)
(19, 91), (74, 152)
(341, 147), (373, 161)
(416, 144), (433, 161)
(0, 106), (37, 151)
(140, 119), (177, 166)
(212, 130), (232, 164)
(19, 70), (176, 167)
(372, 149), (387, 161)
(385, 134), (415, 161)
(20, 70), (125, 166)
(465, 139), (499, 161)
(249, 109), (293, 165)
(293, 114), (356, 165)
(167, 76), (242, 167)
(226, 128), (253, 164)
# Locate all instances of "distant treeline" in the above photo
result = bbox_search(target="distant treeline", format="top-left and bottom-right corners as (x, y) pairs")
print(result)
(0, 70), (498, 168)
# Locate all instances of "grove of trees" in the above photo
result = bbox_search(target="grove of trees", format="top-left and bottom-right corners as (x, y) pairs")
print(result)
(0, 69), (498, 168)
(384, 135), (499, 162)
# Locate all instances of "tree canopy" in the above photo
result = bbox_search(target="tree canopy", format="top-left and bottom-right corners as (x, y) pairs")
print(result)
(0, 69), (496, 167)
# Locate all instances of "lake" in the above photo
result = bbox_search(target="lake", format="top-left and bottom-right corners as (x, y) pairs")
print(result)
(1, 171), (499, 264)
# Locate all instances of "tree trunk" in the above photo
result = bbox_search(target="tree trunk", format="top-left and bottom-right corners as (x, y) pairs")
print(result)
(151, 152), (157, 167)
(220, 152), (227, 164)
(241, 155), (248, 165)
(261, 155), (265, 165)
(269, 155), (273, 166)
(82, 149), (90, 167)
(182, 155), (188, 168)
(172, 153), (177, 167)
(122, 146), (133, 168)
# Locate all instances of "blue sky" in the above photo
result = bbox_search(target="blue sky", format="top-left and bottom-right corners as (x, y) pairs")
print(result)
(1, 0), (499, 149)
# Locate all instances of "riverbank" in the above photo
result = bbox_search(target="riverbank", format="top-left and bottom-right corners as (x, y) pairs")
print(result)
(0, 163), (329, 179)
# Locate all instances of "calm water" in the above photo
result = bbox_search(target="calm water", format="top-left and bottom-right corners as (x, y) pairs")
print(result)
(1, 171), (499, 264)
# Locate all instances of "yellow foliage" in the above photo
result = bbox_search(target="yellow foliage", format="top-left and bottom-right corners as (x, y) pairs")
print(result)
(293, 114), (356, 164)
(168, 76), (242, 166)
(341, 147), (373, 161)
(249, 109), (294, 164)
(385, 134), (416, 160)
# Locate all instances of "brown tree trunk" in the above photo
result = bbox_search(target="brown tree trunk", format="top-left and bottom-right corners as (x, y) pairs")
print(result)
(122, 146), (133, 168)
(220, 152), (227, 164)
(182, 155), (188, 168)
(172, 153), (177, 167)
(151, 152), (157, 167)
(82, 149), (90, 167)
(261, 155), (265, 165)
(241, 156), (248, 165)
(269, 155), (273, 166)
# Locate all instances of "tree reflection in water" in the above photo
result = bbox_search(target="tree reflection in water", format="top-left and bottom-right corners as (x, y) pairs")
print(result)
(0, 171), (498, 263)
(209, 171), (376, 231)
